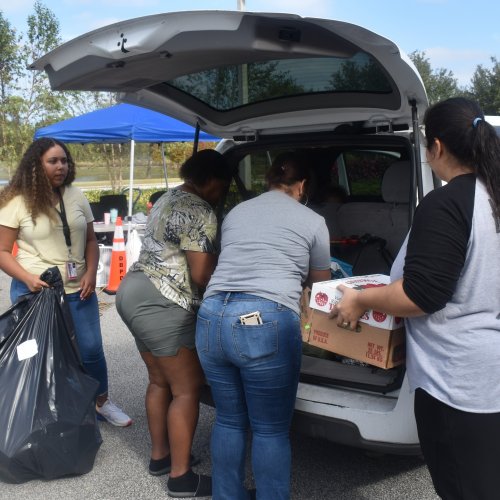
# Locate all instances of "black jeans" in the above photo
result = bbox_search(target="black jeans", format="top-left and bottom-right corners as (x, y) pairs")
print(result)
(414, 388), (500, 500)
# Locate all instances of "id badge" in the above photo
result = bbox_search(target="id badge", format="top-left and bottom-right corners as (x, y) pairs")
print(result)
(66, 261), (78, 281)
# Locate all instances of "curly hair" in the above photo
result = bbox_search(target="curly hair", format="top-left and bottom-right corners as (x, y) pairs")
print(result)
(0, 138), (76, 221)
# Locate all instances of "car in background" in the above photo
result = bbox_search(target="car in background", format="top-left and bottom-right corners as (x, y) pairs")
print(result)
(31, 10), (435, 454)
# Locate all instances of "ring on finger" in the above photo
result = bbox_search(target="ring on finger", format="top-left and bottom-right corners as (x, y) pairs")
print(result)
(341, 321), (349, 327)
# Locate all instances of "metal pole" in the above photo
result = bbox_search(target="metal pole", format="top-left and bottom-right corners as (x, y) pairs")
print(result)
(160, 143), (169, 188)
(237, 0), (245, 11)
(128, 139), (135, 219)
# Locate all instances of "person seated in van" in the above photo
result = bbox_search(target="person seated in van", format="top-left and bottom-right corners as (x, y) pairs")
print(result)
(195, 151), (331, 500)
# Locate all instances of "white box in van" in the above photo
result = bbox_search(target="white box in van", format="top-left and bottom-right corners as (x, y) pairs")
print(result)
(310, 274), (404, 330)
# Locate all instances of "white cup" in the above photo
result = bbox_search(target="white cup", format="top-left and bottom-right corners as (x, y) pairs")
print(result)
(110, 208), (118, 223)
(104, 212), (111, 225)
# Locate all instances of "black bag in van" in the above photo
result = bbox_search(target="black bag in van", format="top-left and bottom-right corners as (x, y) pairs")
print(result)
(331, 233), (394, 276)
(0, 267), (102, 483)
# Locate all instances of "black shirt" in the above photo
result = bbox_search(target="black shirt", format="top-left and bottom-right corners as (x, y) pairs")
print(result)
(403, 174), (475, 313)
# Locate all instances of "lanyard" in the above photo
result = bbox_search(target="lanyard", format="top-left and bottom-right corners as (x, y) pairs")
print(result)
(54, 189), (72, 251)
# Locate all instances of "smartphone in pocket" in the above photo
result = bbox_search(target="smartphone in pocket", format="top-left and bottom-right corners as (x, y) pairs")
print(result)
(239, 311), (263, 325)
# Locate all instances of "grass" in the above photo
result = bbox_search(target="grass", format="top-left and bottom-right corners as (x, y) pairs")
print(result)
(82, 184), (179, 214)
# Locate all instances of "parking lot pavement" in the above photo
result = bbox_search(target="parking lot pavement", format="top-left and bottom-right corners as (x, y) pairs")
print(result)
(0, 271), (438, 500)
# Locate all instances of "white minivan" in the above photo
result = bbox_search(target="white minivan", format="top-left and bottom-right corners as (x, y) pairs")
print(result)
(32, 10), (437, 455)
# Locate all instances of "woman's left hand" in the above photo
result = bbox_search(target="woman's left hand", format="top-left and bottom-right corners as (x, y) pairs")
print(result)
(79, 272), (97, 300)
(329, 285), (365, 330)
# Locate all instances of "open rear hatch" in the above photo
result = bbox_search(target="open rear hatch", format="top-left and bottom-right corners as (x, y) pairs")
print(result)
(31, 10), (427, 139)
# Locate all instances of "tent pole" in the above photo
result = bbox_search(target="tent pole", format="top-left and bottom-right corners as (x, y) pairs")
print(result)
(128, 139), (135, 219)
(160, 143), (169, 188)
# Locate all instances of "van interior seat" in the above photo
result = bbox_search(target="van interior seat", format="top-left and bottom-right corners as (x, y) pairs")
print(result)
(380, 160), (412, 256)
(334, 160), (412, 273)
(310, 201), (344, 241)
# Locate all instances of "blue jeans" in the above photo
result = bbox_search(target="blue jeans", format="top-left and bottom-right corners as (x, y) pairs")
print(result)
(10, 279), (108, 396)
(196, 293), (302, 500)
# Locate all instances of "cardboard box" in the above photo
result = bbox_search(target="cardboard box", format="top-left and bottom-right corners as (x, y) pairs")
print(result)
(303, 309), (405, 369)
(309, 274), (404, 330)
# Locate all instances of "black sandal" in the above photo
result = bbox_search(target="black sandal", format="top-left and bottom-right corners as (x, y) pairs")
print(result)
(149, 454), (200, 476)
(167, 469), (212, 498)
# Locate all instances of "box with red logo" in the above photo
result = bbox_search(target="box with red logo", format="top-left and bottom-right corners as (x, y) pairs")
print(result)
(303, 310), (405, 369)
(309, 274), (404, 331)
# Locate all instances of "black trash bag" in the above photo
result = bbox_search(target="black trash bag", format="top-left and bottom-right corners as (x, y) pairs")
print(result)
(0, 267), (102, 484)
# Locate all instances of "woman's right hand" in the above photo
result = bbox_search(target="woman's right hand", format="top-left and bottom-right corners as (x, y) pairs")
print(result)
(329, 285), (365, 330)
(25, 274), (49, 293)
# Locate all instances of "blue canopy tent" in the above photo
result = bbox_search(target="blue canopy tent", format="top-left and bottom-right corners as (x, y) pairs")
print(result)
(34, 103), (220, 216)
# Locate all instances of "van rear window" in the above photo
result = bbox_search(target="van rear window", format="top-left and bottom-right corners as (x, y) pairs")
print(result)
(166, 54), (393, 111)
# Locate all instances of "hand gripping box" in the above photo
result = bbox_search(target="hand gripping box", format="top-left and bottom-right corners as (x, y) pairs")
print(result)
(309, 274), (404, 330)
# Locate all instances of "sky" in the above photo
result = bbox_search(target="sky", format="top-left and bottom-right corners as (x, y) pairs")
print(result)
(1, 0), (499, 87)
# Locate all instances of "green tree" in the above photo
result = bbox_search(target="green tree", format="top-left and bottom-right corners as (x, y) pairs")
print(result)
(469, 57), (500, 115)
(21, 0), (64, 124)
(0, 2), (65, 168)
(330, 56), (392, 92)
(0, 3), (113, 174)
(66, 90), (118, 124)
(0, 12), (22, 101)
(0, 12), (23, 173)
(408, 50), (462, 104)
(68, 92), (127, 190)
(171, 61), (304, 110)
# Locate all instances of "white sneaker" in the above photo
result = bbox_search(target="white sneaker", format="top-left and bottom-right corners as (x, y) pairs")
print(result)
(96, 399), (132, 427)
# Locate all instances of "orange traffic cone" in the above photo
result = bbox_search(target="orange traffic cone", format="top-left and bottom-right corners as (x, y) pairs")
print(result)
(104, 216), (127, 295)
